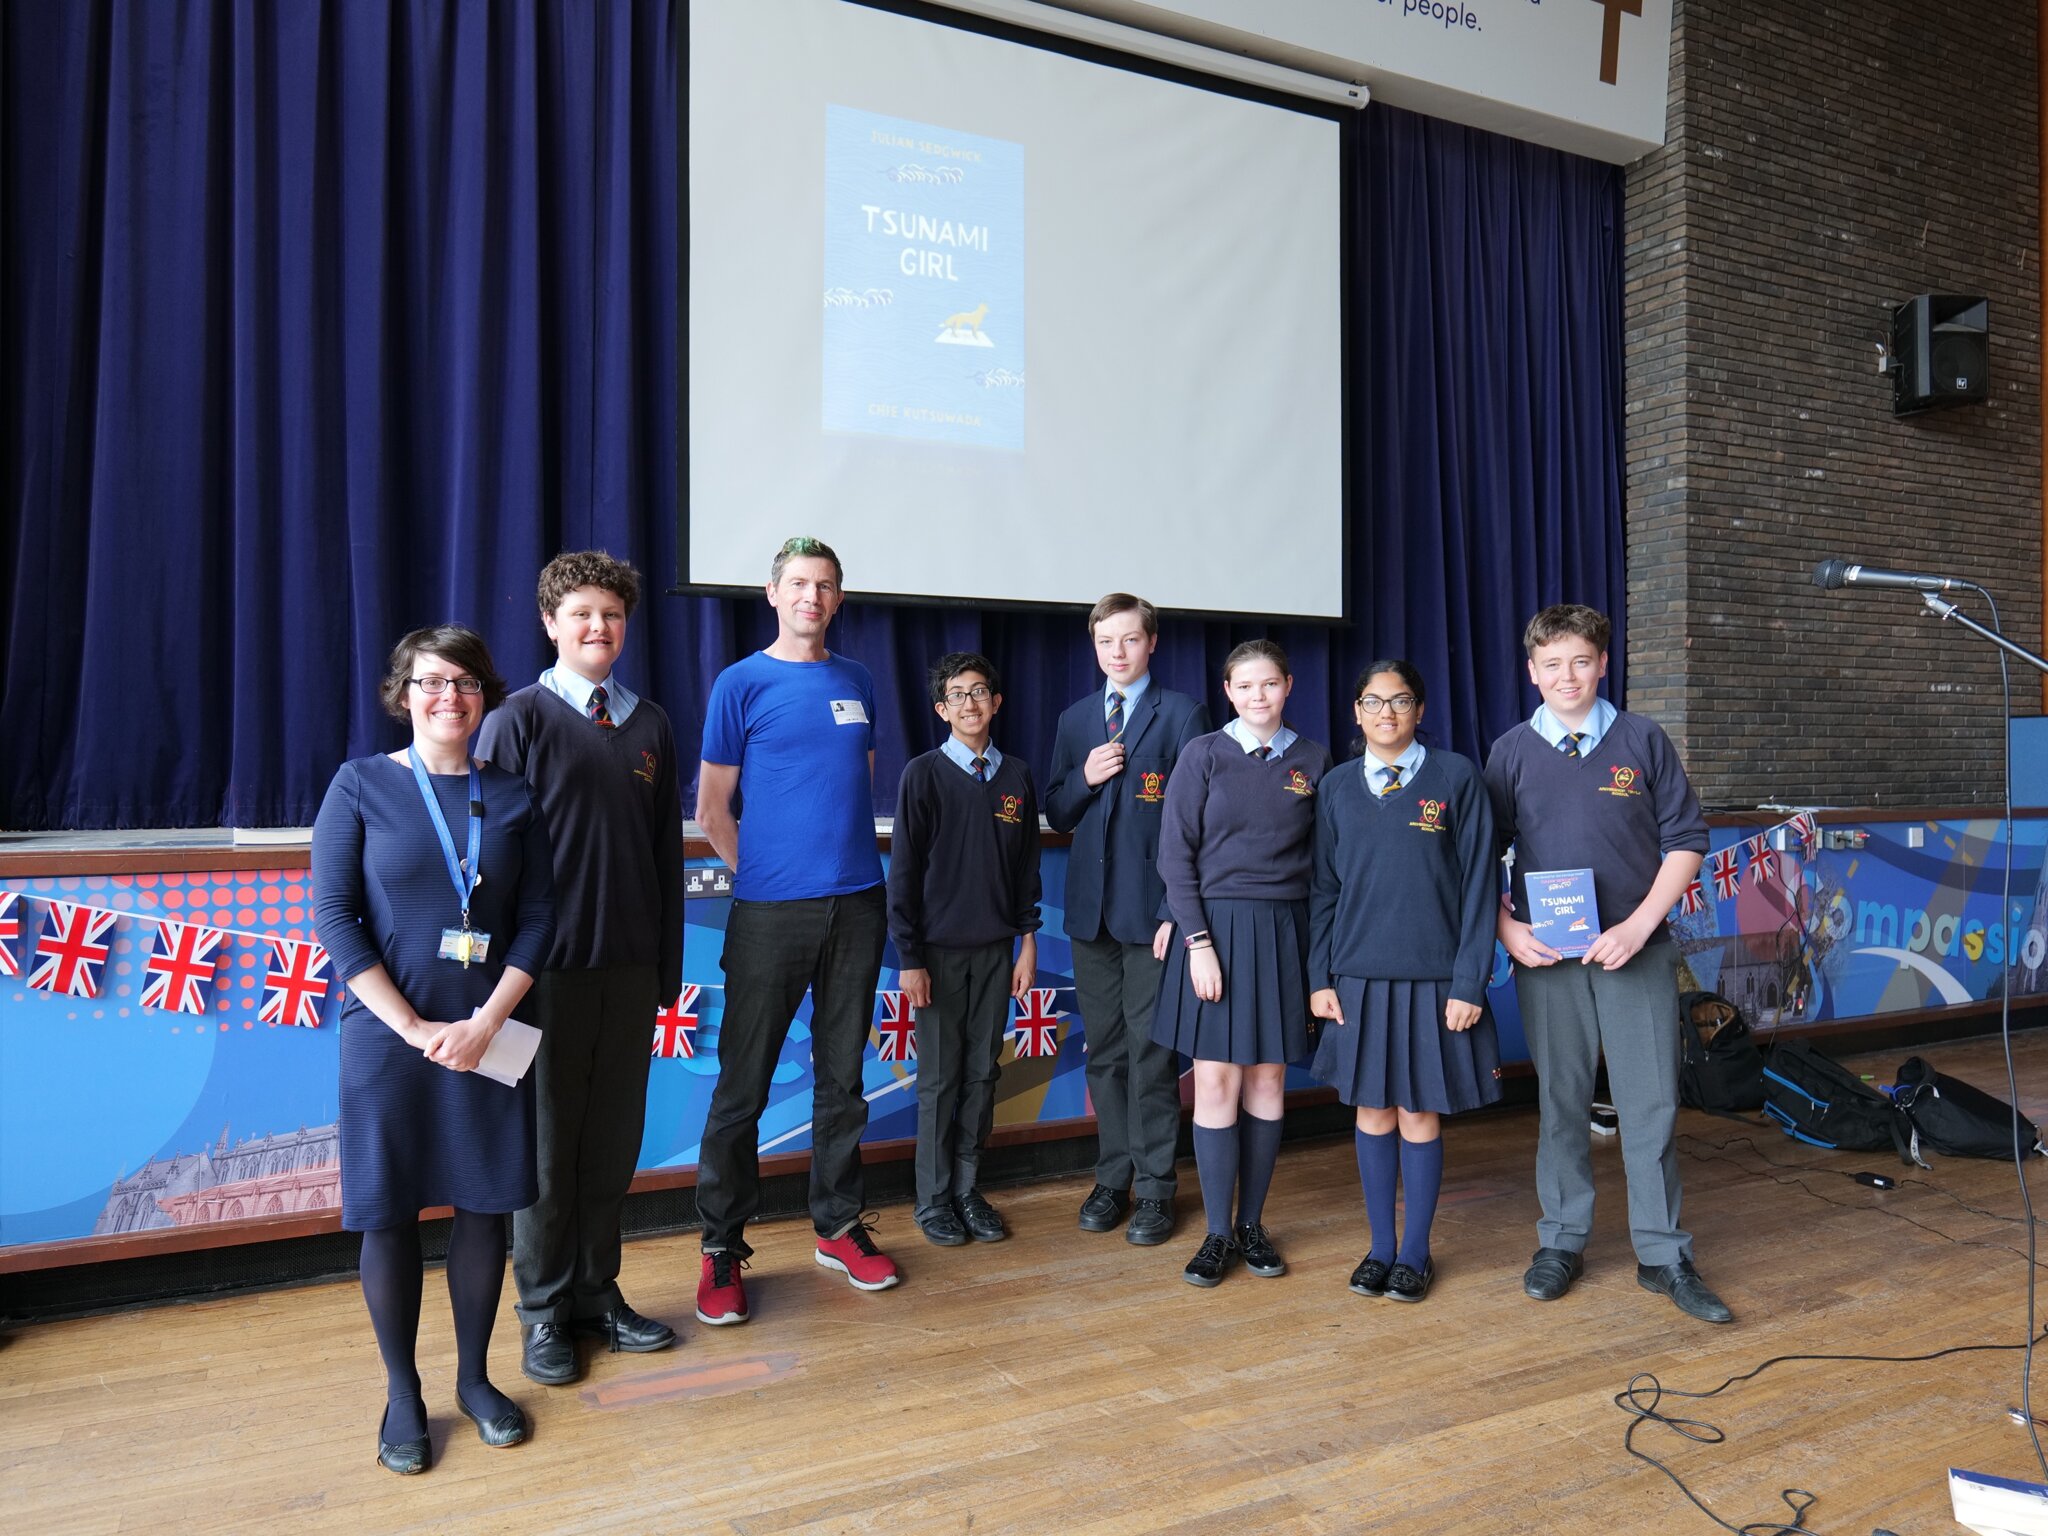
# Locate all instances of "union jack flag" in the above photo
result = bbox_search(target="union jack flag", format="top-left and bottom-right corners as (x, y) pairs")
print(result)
(1789, 812), (1818, 844)
(260, 938), (331, 1028)
(1710, 846), (1741, 900)
(1746, 836), (1777, 885)
(653, 985), (700, 1059)
(1011, 987), (1062, 1058)
(1677, 877), (1706, 916)
(874, 990), (916, 1062)
(141, 920), (226, 1015)
(29, 902), (117, 999)
(0, 891), (20, 978)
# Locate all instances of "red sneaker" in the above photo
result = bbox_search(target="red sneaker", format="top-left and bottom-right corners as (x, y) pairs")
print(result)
(695, 1250), (750, 1326)
(815, 1216), (901, 1291)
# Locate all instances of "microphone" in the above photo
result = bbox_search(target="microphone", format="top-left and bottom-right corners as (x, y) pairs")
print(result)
(1811, 558), (1967, 593)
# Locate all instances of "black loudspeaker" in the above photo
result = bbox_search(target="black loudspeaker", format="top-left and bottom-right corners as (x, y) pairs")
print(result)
(1891, 293), (1988, 414)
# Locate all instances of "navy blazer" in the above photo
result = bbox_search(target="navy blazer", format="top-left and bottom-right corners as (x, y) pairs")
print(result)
(1044, 683), (1212, 945)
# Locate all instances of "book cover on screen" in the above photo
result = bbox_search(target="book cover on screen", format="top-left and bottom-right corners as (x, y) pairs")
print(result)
(1525, 868), (1600, 957)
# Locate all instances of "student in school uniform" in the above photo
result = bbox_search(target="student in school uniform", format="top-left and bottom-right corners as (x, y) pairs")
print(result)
(1149, 639), (1332, 1287)
(887, 652), (1043, 1246)
(1482, 604), (1728, 1323)
(1308, 660), (1502, 1304)
(1045, 594), (1211, 1247)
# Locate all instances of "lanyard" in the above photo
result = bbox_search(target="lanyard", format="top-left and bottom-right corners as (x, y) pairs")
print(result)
(407, 747), (482, 927)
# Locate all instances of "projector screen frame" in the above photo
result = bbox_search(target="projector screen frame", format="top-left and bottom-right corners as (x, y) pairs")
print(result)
(674, 0), (1359, 628)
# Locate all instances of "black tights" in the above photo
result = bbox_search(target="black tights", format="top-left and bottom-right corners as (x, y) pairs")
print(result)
(360, 1210), (514, 1440)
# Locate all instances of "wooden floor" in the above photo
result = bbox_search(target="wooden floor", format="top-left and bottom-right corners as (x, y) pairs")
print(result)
(7, 1035), (2048, 1534)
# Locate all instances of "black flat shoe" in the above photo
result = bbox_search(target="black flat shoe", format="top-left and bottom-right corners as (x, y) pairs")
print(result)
(1126, 1196), (1175, 1246)
(572, 1301), (677, 1354)
(1386, 1257), (1434, 1303)
(1522, 1247), (1584, 1302)
(457, 1393), (528, 1448)
(1078, 1184), (1128, 1232)
(918, 1206), (970, 1246)
(521, 1320), (579, 1385)
(1347, 1256), (1392, 1298)
(1637, 1258), (1734, 1324)
(376, 1396), (430, 1475)
(1182, 1232), (1233, 1288)
(1233, 1222), (1285, 1278)
(956, 1189), (1008, 1242)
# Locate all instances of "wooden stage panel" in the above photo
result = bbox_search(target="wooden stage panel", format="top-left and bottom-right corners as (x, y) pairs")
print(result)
(3, 1034), (2046, 1533)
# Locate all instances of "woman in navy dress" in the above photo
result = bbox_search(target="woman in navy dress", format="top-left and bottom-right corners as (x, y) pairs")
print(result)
(313, 625), (554, 1474)
(1308, 660), (1501, 1303)
(1150, 640), (1332, 1287)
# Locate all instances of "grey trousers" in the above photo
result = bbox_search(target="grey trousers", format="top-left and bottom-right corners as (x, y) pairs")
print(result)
(1071, 933), (1180, 1201)
(512, 964), (659, 1326)
(1514, 936), (1691, 1266)
(912, 940), (1011, 1221)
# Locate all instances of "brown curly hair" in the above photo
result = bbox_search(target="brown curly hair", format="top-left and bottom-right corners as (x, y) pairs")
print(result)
(537, 550), (642, 618)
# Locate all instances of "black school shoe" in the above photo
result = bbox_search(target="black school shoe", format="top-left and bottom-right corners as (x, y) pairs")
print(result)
(918, 1206), (971, 1246)
(956, 1189), (1008, 1242)
(376, 1396), (430, 1476)
(1637, 1259), (1734, 1324)
(1182, 1231), (1234, 1288)
(1233, 1222), (1285, 1277)
(1347, 1256), (1392, 1298)
(1522, 1247), (1584, 1302)
(1385, 1257), (1434, 1303)
(1077, 1184), (1129, 1232)
(572, 1300), (677, 1354)
(1126, 1197), (1175, 1246)
(520, 1320), (579, 1385)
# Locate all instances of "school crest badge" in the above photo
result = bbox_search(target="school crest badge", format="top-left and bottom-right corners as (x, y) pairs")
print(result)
(1409, 797), (1449, 833)
(633, 749), (658, 784)
(994, 793), (1023, 825)
(1598, 764), (1641, 798)
(1284, 769), (1314, 797)
(1135, 771), (1165, 804)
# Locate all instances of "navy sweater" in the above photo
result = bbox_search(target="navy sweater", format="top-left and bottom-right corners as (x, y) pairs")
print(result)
(1158, 730), (1334, 937)
(887, 749), (1043, 968)
(1308, 751), (1498, 1005)
(1482, 711), (1709, 935)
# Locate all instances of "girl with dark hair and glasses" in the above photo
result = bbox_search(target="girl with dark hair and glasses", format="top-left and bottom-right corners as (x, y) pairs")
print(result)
(1307, 660), (1502, 1303)
(312, 624), (556, 1474)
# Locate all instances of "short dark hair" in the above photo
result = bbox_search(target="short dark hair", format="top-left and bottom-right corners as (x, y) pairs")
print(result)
(770, 536), (845, 586)
(1223, 638), (1290, 681)
(538, 550), (641, 618)
(379, 624), (509, 719)
(1523, 604), (1611, 655)
(1088, 592), (1158, 637)
(928, 651), (1001, 703)
(1352, 658), (1426, 709)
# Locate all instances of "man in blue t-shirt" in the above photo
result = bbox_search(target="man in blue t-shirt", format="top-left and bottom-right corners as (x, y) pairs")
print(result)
(695, 537), (901, 1328)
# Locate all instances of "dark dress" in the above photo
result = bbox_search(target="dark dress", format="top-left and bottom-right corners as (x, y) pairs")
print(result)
(312, 754), (555, 1231)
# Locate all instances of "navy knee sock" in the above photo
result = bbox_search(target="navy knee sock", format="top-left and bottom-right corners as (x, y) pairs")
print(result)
(1234, 1113), (1284, 1229)
(1396, 1135), (1445, 1271)
(359, 1224), (426, 1442)
(1193, 1123), (1239, 1236)
(445, 1209), (516, 1422)
(1356, 1129), (1398, 1263)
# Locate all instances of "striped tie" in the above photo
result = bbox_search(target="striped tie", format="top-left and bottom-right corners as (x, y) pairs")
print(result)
(1561, 731), (1585, 759)
(589, 685), (614, 728)
(1380, 765), (1403, 797)
(972, 756), (989, 782)
(1254, 746), (1272, 761)
(1107, 690), (1125, 742)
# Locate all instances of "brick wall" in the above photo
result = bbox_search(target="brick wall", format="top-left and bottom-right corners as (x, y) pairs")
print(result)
(1625, 0), (2041, 809)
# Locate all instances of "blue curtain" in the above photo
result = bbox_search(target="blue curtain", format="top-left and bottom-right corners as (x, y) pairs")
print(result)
(1, 2), (1624, 830)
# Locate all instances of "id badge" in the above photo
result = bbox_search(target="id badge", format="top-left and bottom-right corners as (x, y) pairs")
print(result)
(439, 928), (492, 966)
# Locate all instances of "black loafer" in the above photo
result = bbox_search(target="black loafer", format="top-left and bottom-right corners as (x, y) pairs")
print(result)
(1348, 1256), (1392, 1297)
(956, 1189), (1008, 1242)
(1182, 1231), (1233, 1288)
(520, 1320), (579, 1385)
(1126, 1196), (1175, 1246)
(1078, 1184), (1128, 1232)
(1522, 1247), (1584, 1301)
(572, 1301), (677, 1354)
(1233, 1222), (1285, 1277)
(457, 1393), (528, 1448)
(918, 1206), (970, 1246)
(1637, 1259), (1734, 1324)
(376, 1397), (430, 1475)
(1386, 1257), (1434, 1303)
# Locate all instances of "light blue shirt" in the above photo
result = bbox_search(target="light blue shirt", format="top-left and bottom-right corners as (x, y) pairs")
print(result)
(1531, 696), (1616, 756)
(940, 737), (1004, 779)
(540, 665), (640, 728)
(1104, 672), (1153, 721)
(1362, 740), (1427, 797)
(1223, 717), (1300, 759)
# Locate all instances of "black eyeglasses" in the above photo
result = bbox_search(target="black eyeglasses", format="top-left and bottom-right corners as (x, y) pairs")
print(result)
(943, 685), (994, 704)
(410, 675), (484, 696)
(1358, 694), (1417, 715)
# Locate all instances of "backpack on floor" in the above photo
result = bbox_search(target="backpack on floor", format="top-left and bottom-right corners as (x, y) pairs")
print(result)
(1760, 1037), (1915, 1163)
(1677, 991), (1766, 1114)
(1892, 1056), (2047, 1163)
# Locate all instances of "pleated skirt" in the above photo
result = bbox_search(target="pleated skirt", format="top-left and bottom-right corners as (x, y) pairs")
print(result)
(1149, 897), (1311, 1066)
(1310, 975), (1505, 1115)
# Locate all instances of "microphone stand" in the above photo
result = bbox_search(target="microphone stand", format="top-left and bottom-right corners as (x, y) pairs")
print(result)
(1923, 590), (2048, 675)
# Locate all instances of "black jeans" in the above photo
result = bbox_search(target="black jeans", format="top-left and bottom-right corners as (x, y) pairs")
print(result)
(696, 885), (887, 1250)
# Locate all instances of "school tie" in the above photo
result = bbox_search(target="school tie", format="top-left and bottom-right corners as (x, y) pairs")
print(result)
(1254, 746), (1272, 761)
(1380, 764), (1403, 797)
(589, 685), (614, 728)
(972, 756), (989, 782)
(1560, 731), (1584, 759)
(1107, 690), (1125, 742)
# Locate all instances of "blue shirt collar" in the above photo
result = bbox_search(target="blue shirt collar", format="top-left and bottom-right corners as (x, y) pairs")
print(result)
(940, 737), (1003, 777)
(1223, 717), (1299, 759)
(1105, 672), (1152, 715)
(1362, 739), (1426, 793)
(540, 665), (639, 725)
(1531, 696), (1616, 755)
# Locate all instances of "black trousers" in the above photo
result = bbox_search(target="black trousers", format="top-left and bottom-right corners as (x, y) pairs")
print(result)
(696, 886), (887, 1251)
(512, 964), (658, 1326)
(912, 940), (1011, 1221)
(1070, 933), (1181, 1200)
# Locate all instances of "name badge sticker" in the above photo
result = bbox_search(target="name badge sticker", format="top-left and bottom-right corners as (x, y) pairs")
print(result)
(830, 698), (869, 725)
